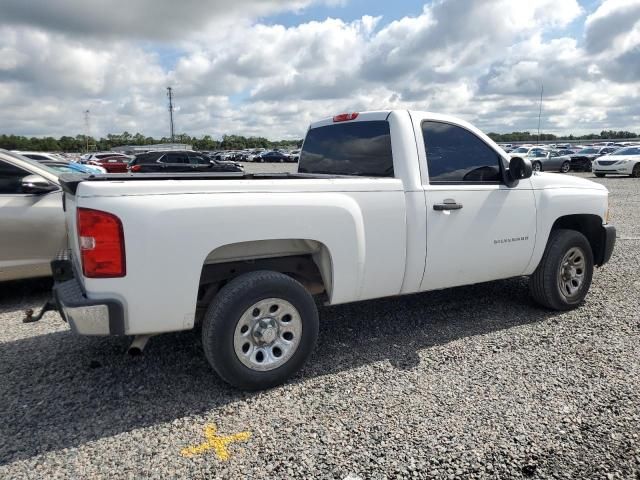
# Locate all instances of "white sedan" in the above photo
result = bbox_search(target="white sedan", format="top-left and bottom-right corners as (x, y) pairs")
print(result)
(593, 146), (640, 178)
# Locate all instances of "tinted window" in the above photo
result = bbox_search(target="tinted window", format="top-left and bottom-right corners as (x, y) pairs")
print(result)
(299, 121), (393, 177)
(189, 154), (211, 165)
(422, 121), (502, 183)
(164, 152), (189, 164)
(24, 154), (49, 160)
(0, 160), (30, 194)
(134, 152), (162, 164)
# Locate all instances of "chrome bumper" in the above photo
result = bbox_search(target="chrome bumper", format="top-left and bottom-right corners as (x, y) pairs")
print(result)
(51, 251), (125, 336)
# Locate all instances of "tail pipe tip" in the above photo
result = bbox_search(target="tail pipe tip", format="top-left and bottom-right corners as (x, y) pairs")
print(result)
(127, 334), (154, 356)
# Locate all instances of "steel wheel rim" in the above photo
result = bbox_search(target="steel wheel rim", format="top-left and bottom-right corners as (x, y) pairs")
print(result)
(561, 162), (570, 173)
(557, 247), (586, 299)
(233, 298), (302, 372)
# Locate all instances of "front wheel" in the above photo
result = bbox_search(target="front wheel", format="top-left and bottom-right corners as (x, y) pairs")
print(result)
(585, 161), (593, 172)
(595, 173), (606, 178)
(201, 270), (319, 390)
(560, 161), (570, 173)
(631, 163), (640, 178)
(529, 229), (594, 310)
(532, 161), (542, 173)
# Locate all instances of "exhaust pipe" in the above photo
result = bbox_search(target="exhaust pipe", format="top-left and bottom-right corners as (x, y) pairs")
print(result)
(128, 334), (153, 356)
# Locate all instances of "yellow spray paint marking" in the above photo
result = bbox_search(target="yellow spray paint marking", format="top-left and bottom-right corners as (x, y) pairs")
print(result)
(181, 424), (251, 461)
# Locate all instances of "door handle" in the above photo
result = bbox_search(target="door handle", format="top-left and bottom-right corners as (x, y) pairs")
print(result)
(433, 199), (463, 211)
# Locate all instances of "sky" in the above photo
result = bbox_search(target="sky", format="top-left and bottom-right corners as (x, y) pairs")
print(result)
(0, 0), (638, 140)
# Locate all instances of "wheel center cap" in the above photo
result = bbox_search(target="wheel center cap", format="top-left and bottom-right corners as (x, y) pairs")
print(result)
(253, 318), (278, 345)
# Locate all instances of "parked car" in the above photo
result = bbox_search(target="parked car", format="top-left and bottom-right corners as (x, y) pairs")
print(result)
(201, 152), (243, 168)
(528, 150), (572, 173)
(252, 151), (291, 163)
(289, 149), (301, 162)
(80, 152), (131, 164)
(564, 147), (618, 172)
(36, 160), (107, 175)
(42, 110), (615, 390)
(592, 146), (640, 178)
(128, 150), (243, 173)
(0, 150), (66, 281)
(87, 156), (130, 173)
(509, 146), (545, 158)
(15, 151), (106, 174)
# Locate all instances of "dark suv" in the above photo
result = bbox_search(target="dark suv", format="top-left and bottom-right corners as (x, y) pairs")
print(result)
(128, 150), (243, 173)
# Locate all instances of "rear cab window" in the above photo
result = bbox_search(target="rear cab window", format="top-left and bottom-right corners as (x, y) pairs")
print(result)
(298, 121), (394, 177)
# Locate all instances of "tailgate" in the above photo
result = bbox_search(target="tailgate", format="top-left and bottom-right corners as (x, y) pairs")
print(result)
(62, 187), (83, 278)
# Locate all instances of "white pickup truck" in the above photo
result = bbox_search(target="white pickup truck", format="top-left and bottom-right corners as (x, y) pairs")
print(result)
(43, 110), (616, 390)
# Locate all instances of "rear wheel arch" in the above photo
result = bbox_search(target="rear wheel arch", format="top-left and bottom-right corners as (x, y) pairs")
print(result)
(195, 239), (334, 322)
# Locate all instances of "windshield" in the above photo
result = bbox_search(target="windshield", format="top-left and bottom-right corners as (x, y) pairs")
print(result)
(611, 147), (640, 156)
(578, 148), (599, 154)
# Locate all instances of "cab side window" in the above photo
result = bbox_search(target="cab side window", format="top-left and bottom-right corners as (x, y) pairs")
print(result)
(0, 160), (29, 194)
(164, 152), (189, 164)
(422, 121), (503, 183)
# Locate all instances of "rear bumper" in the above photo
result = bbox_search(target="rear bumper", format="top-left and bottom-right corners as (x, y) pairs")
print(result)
(597, 224), (616, 266)
(51, 251), (125, 335)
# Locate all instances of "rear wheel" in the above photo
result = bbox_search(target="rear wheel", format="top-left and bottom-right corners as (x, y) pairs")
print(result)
(560, 161), (570, 173)
(532, 161), (542, 173)
(202, 271), (319, 390)
(595, 173), (606, 178)
(530, 229), (593, 310)
(631, 163), (640, 178)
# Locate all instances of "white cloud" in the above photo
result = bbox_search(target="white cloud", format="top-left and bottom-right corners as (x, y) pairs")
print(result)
(0, 0), (638, 139)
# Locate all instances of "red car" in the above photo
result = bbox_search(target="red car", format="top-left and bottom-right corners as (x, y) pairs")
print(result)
(88, 156), (130, 173)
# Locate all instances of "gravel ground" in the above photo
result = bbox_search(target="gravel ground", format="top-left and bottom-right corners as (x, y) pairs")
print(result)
(1, 170), (639, 479)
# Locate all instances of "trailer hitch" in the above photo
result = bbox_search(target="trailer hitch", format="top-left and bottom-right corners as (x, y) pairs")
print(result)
(23, 300), (57, 323)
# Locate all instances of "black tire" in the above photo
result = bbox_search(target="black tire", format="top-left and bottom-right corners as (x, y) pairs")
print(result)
(585, 160), (593, 172)
(530, 229), (594, 310)
(560, 161), (570, 173)
(595, 173), (606, 178)
(532, 161), (542, 173)
(201, 270), (319, 390)
(631, 164), (640, 178)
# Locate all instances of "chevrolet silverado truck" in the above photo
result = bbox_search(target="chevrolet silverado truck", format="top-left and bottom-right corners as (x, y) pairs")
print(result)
(41, 111), (616, 390)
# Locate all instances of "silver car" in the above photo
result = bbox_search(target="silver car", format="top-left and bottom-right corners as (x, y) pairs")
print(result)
(528, 150), (572, 173)
(0, 150), (66, 281)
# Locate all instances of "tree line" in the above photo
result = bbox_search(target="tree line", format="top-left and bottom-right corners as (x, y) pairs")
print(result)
(0, 132), (302, 152)
(487, 130), (639, 142)
(1, 129), (638, 152)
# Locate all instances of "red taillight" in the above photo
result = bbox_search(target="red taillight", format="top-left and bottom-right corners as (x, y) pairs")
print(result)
(130, 164), (141, 172)
(77, 208), (126, 278)
(333, 112), (359, 122)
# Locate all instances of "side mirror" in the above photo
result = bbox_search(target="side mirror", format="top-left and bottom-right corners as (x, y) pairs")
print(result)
(505, 156), (533, 187)
(21, 174), (58, 194)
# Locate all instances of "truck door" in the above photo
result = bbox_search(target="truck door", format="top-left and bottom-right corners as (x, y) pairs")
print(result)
(417, 120), (537, 291)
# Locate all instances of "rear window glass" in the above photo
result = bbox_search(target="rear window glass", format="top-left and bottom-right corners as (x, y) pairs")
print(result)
(299, 121), (393, 177)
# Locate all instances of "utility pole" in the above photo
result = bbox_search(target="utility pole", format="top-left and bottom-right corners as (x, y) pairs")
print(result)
(84, 109), (91, 152)
(537, 82), (544, 144)
(167, 87), (175, 142)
